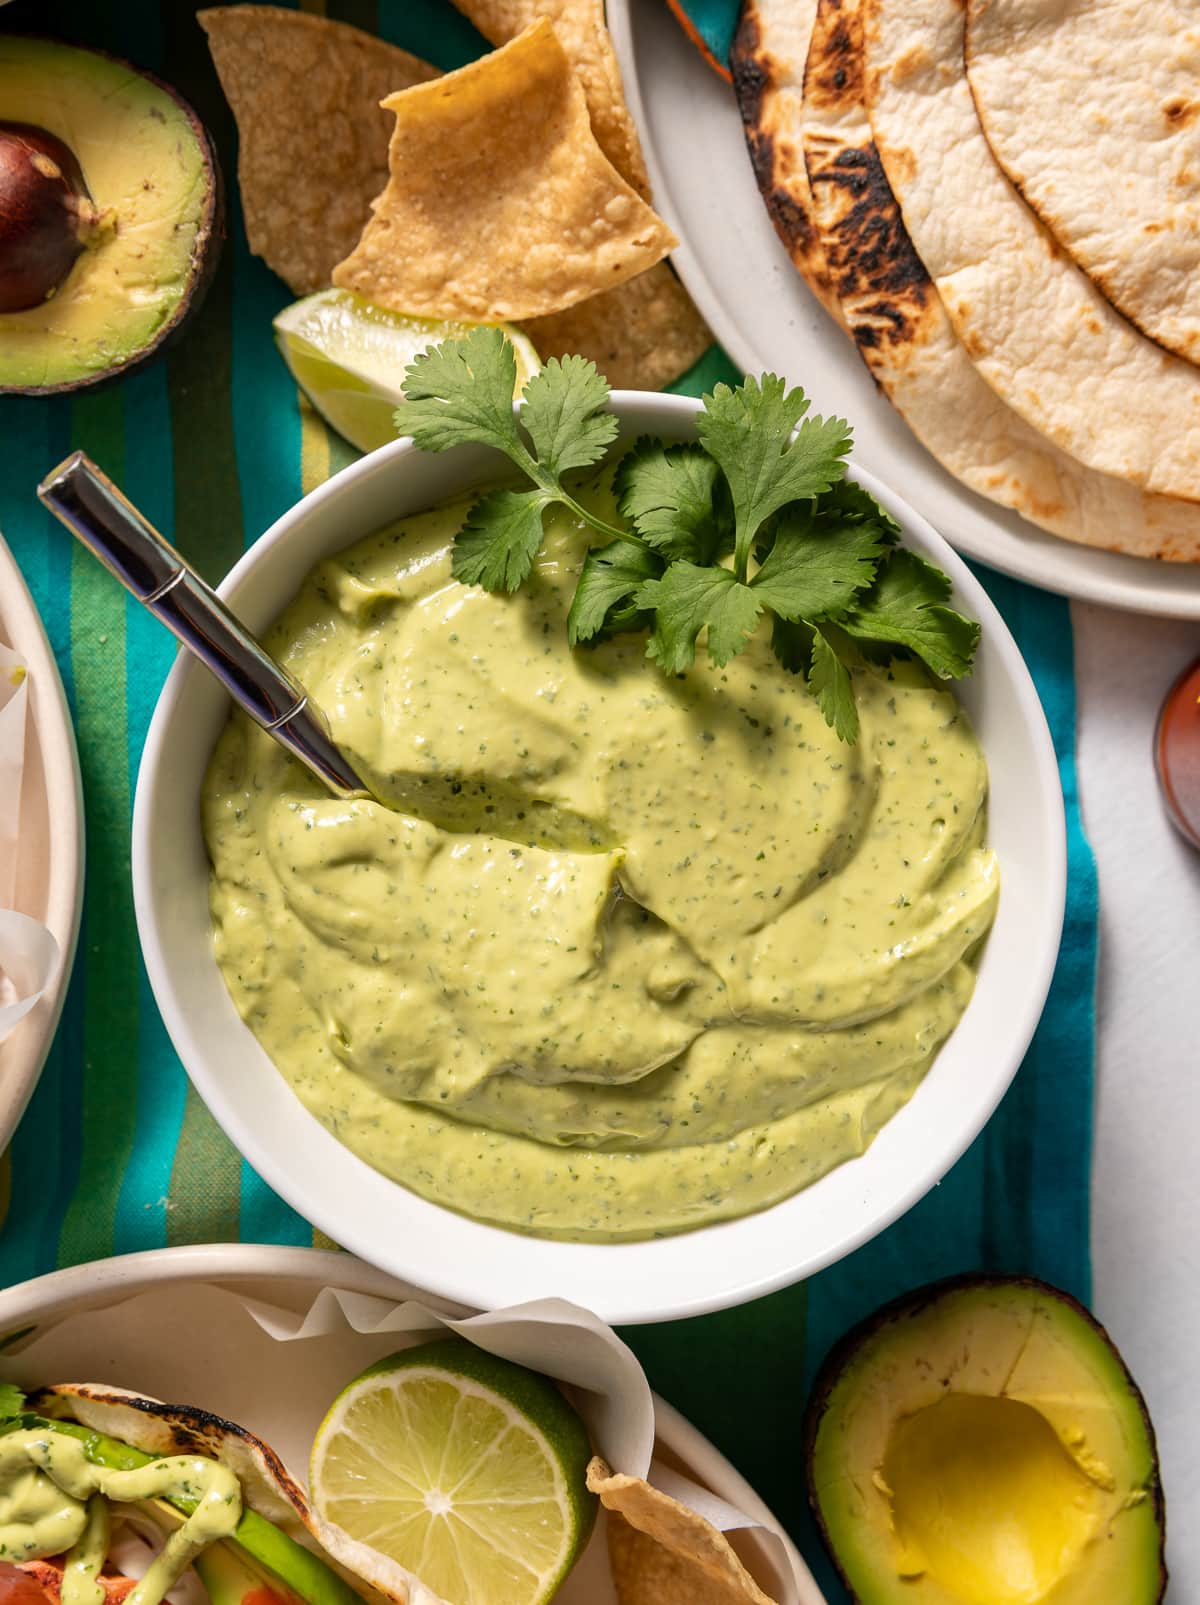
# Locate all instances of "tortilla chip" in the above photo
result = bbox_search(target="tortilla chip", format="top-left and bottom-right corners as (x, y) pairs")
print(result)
(587, 1457), (779, 1605)
(522, 263), (711, 389)
(450, 0), (650, 197)
(199, 7), (438, 296)
(332, 21), (675, 323)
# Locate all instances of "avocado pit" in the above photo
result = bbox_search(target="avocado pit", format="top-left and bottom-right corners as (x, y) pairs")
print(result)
(0, 37), (223, 394)
(0, 121), (98, 313)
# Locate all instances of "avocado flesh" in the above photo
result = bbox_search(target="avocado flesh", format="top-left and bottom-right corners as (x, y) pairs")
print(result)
(807, 1277), (1165, 1605)
(0, 37), (219, 392)
(27, 1417), (363, 1605)
(134, 1500), (304, 1605)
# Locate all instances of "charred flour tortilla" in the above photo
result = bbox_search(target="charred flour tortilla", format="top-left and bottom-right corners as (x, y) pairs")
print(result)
(522, 262), (710, 388)
(449, 0), (650, 197)
(730, 0), (847, 330)
(37, 1384), (313, 1538)
(861, 0), (1200, 503)
(331, 21), (675, 322)
(37, 1385), (422, 1604)
(799, 0), (1200, 560)
(199, 7), (437, 294)
(587, 1460), (778, 1605)
(966, 0), (1200, 365)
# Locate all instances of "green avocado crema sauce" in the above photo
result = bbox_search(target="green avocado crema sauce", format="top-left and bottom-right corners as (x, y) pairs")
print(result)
(0, 1430), (240, 1605)
(201, 474), (1000, 1241)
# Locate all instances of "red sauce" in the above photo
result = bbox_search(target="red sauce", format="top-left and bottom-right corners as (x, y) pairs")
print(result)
(1156, 657), (1200, 849)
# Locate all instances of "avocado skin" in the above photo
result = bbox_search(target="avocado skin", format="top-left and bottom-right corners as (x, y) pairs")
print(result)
(803, 1273), (1167, 1605)
(0, 37), (225, 397)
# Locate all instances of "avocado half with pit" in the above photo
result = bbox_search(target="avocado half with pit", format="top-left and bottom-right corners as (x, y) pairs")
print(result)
(806, 1276), (1166, 1605)
(0, 36), (222, 394)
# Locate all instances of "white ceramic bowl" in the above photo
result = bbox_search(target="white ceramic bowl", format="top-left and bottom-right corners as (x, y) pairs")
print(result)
(0, 1245), (818, 1605)
(0, 534), (84, 1148)
(133, 394), (1066, 1324)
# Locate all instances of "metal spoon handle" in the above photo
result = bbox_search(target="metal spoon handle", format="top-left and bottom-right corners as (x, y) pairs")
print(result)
(38, 451), (370, 801)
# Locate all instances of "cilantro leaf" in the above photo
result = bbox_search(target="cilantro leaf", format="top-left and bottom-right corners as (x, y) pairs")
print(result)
(638, 563), (763, 672)
(840, 550), (980, 678)
(395, 333), (981, 741)
(568, 540), (662, 645)
(696, 375), (852, 579)
(809, 627), (859, 742)
(814, 479), (901, 541)
(614, 439), (732, 563)
(750, 511), (883, 621)
(451, 488), (552, 592)
(770, 616), (815, 675)
(521, 355), (619, 476)
(0, 1384), (25, 1419)
(394, 326), (525, 461)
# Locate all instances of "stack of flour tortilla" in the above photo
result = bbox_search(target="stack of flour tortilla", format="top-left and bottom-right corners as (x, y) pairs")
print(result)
(732, 0), (1200, 562)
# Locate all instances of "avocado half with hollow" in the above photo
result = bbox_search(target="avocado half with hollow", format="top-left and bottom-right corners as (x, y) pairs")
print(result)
(805, 1276), (1166, 1605)
(0, 36), (222, 394)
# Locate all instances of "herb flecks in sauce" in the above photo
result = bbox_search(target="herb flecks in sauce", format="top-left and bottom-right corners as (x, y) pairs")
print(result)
(202, 481), (999, 1241)
(0, 1430), (241, 1605)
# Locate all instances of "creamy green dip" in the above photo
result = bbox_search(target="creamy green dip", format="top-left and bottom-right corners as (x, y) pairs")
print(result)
(0, 1429), (240, 1605)
(202, 479), (999, 1240)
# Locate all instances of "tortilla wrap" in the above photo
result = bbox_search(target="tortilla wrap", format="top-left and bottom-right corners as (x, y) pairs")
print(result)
(800, 0), (1200, 560)
(730, 0), (848, 330)
(861, 0), (1200, 502)
(34, 1386), (446, 1605)
(966, 0), (1200, 365)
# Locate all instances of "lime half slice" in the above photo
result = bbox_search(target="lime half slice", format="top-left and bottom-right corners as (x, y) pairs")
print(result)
(308, 1338), (595, 1605)
(274, 289), (541, 455)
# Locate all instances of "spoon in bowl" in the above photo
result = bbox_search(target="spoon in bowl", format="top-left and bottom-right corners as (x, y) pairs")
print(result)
(38, 451), (372, 802)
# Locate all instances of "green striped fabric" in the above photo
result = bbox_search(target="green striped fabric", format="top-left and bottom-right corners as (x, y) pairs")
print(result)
(0, 3), (1097, 1594)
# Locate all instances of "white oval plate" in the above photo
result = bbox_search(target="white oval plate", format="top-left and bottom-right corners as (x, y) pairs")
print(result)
(0, 534), (84, 1149)
(608, 0), (1200, 619)
(0, 1245), (821, 1605)
(133, 394), (1065, 1326)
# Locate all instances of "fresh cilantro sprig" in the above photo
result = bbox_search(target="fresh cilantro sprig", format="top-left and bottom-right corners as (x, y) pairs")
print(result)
(395, 329), (631, 591)
(393, 330), (979, 742)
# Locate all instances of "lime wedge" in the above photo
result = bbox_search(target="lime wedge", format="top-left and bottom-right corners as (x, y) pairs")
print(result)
(273, 289), (541, 455)
(308, 1338), (595, 1605)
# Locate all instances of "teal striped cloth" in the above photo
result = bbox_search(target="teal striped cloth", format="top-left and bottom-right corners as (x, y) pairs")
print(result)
(0, 3), (1097, 1596)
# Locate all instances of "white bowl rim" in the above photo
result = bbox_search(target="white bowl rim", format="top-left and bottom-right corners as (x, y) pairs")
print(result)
(132, 390), (1067, 1324)
(0, 533), (85, 1149)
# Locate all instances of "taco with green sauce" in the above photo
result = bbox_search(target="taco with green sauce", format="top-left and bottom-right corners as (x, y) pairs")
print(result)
(0, 1385), (383, 1605)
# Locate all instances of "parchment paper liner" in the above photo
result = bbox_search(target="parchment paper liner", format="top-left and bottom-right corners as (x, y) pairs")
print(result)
(0, 1281), (805, 1603)
(0, 643), (59, 1042)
